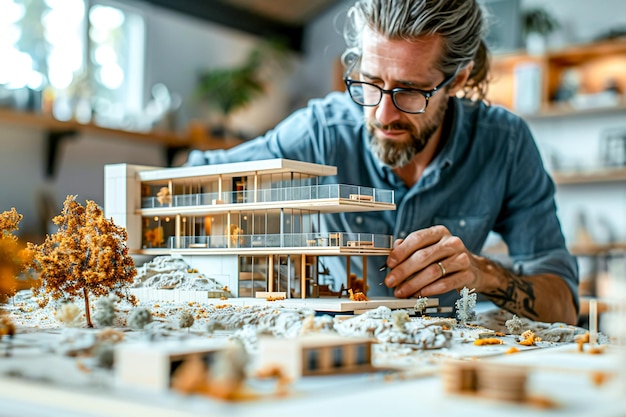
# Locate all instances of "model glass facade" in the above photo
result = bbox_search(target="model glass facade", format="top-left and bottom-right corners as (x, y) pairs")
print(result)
(105, 159), (396, 298)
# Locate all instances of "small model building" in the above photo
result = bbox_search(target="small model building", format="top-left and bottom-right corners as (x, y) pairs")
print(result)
(442, 359), (529, 403)
(254, 333), (375, 381)
(114, 338), (230, 391)
(105, 159), (396, 299)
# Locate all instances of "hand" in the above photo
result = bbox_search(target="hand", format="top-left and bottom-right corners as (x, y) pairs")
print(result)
(383, 225), (480, 298)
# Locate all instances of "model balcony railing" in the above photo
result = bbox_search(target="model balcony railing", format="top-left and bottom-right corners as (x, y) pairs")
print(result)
(168, 232), (393, 250)
(141, 184), (394, 209)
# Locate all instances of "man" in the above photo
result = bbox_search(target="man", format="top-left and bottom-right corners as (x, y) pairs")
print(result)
(187, 0), (578, 324)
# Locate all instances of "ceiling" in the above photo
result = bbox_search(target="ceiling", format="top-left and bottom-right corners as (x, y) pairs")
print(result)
(219, 0), (340, 25)
(143, 0), (342, 51)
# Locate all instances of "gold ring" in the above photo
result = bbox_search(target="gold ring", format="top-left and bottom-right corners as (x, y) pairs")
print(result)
(437, 261), (446, 277)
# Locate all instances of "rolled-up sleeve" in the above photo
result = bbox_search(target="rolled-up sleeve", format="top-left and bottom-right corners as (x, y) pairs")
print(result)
(496, 119), (579, 311)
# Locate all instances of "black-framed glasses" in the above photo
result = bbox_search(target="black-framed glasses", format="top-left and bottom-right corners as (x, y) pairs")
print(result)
(343, 59), (457, 114)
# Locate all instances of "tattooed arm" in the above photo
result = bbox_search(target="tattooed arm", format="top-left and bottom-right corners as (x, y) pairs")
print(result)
(473, 256), (577, 324)
(384, 226), (578, 325)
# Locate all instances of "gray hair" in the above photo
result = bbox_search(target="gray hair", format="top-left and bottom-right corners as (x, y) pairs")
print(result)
(342, 0), (490, 101)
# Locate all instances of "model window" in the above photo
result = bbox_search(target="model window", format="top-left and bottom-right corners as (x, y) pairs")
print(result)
(202, 351), (215, 369)
(169, 358), (185, 382)
(355, 343), (369, 365)
(332, 346), (343, 368)
(306, 348), (319, 371)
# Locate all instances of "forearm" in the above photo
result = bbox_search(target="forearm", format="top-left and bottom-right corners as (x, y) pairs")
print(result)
(473, 255), (578, 325)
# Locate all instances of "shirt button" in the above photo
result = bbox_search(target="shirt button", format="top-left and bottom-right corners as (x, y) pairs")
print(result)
(355, 216), (363, 225)
(459, 219), (466, 227)
(399, 231), (407, 238)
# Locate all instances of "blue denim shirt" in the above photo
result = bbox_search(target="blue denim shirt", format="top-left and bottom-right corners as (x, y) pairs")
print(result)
(188, 91), (579, 310)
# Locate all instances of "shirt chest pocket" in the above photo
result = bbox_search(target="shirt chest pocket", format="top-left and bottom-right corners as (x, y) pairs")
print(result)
(433, 215), (491, 253)
(342, 212), (390, 235)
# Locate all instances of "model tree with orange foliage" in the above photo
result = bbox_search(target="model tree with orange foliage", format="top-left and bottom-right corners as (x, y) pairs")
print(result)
(30, 196), (137, 328)
(0, 208), (32, 302)
(0, 240), (27, 303)
(0, 208), (32, 349)
(0, 208), (22, 241)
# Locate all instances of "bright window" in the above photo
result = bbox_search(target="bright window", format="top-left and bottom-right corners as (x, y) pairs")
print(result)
(0, 0), (145, 128)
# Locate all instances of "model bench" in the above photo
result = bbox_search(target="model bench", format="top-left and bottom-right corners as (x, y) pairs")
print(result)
(348, 194), (374, 202)
(189, 243), (208, 248)
(346, 240), (374, 248)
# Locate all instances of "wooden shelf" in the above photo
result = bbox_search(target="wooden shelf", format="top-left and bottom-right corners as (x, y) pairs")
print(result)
(0, 107), (241, 176)
(579, 296), (612, 316)
(489, 39), (626, 115)
(0, 106), (187, 146)
(552, 167), (626, 185)
(569, 242), (626, 257)
(547, 40), (626, 65)
(522, 101), (626, 120)
(482, 241), (626, 257)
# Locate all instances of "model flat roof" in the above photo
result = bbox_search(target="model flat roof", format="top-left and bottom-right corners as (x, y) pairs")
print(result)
(140, 199), (396, 216)
(138, 159), (337, 182)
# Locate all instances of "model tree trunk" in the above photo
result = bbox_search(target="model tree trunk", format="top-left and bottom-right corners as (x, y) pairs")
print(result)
(83, 287), (93, 328)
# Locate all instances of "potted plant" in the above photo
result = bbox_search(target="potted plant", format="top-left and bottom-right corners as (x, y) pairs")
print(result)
(195, 40), (290, 139)
(522, 7), (560, 55)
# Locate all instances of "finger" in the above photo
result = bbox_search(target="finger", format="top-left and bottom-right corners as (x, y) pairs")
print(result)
(392, 238), (404, 248)
(416, 270), (473, 297)
(393, 262), (444, 298)
(386, 225), (451, 268)
(382, 238), (405, 272)
(385, 243), (444, 288)
(432, 251), (472, 280)
(385, 234), (461, 288)
(391, 252), (471, 297)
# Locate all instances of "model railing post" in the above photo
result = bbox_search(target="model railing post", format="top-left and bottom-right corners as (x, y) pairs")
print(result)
(301, 253), (306, 299)
(218, 174), (223, 203)
(362, 254), (367, 289)
(175, 214), (181, 249)
(280, 208), (284, 248)
(168, 180), (173, 207)
(227, 212), (232, 248)
(268, 255), (274, 293)
(254, 171), (258, 203)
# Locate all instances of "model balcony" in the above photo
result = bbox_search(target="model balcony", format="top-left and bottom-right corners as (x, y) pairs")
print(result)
(168, 232), (393, 251)
(141, 184), (394, 209)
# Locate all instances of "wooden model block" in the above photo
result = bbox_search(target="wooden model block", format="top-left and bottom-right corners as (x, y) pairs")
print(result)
(189, 243), (208, 248)
(349, 194), (374, 202)
(254, 333), (375, 381)
(441, 359), (528, 403)
(347, 240), (374, 247)
(255, 291), (287, 299)
(115, 338), (229, 392)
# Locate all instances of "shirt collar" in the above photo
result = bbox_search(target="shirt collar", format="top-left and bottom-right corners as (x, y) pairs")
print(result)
(431, 97), (460, 170)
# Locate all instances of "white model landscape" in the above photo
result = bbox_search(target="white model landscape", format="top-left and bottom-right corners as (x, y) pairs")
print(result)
(104, 159), (396, 299)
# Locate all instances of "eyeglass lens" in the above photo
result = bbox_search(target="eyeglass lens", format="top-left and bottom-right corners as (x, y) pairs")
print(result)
(348, 82), (428, 113)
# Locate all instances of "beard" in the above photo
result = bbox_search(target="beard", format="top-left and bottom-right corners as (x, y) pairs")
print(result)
(366, 99), (449, 169)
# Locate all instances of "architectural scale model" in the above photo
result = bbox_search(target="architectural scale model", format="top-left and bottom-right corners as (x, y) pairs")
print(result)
(104, 159), (396, 300)
(254, 333), (375, 381)
(115, 338), (231, 392)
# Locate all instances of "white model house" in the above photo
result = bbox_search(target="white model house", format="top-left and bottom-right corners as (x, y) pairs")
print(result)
(104, 159), (396, 298)
(115, 338), (231, 392)
(254, 333), (375, 380)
